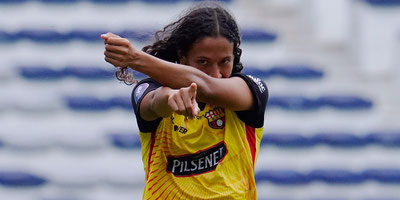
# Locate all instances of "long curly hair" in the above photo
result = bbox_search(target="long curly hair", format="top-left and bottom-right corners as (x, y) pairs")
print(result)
(143, 2), (242, 73)
(117, 2), (242, 85)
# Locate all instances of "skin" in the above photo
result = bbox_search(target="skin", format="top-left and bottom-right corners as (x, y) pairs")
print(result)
(101, 33), (254, 121)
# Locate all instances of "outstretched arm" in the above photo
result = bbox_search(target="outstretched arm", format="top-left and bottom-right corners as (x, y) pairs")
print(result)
(140, 83), (200, 121)
(102, 33), (254, 111)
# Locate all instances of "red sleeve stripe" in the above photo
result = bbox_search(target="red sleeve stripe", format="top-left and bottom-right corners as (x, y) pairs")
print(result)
(147, 131), (156, 180)
(245, 125), (256, 168)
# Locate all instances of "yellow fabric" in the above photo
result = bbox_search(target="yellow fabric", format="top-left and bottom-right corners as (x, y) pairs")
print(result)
(139, 104), (263, 200)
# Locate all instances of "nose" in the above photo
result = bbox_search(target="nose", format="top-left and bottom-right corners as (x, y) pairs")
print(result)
(208, 64), (222, 78)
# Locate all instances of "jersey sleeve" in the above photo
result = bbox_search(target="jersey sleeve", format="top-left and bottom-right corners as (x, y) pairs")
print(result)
(131, 78), (163, 133)
(231, 73), (269, 128)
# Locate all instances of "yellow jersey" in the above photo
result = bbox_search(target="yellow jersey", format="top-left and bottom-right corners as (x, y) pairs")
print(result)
(132, 73), (268, 200)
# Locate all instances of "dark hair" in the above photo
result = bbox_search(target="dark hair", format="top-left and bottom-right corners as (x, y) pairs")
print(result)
(142, 2), (243, 74)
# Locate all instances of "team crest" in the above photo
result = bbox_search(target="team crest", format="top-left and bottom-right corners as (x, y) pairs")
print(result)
(204, 107), (225, 129)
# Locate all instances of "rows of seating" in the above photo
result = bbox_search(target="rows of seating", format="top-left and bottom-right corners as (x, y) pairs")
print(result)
(1, 132), (399, 151)
(256, 168), (400, 184)
(62, 94), (373, 111)
(1, 168), (399, 187)
(0, 0), (233, 3)
(18, 65), (323, 80)
(363, 0), (400, 6)
(0, 28), (276, 43)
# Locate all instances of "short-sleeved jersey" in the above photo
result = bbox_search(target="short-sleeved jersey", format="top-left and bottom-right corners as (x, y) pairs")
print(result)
(132, 73), (268, 200)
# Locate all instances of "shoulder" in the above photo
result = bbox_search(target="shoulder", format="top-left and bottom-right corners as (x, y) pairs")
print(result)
(231, 73), (268, 128)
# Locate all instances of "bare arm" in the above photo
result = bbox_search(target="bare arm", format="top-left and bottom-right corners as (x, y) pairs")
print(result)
(102, 33), (253, 111)
(140, 83), (200, 121)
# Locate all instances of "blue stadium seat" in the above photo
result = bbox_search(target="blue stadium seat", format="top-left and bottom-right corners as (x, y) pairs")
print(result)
(90, 0), (131, 3)
(109, 96), (133, 110)
(268, 66), (324, 79)
(318, 96), (373, 110)
(363, 169), (400, 183)
(0, 31), (17, 43)
(0, 0), (28, 3)
(365, 132), (400, 147)
(39, 0), (79, 3)
(64, 96), (111, 111)
(107, 133), (141, 149)
(255, 170), (310, 184)
(313, 133), (368, 147)
(267, 96), (321, 111)
(0, 171), (47, 187)
(362, 0), (400, 6)
(309, 169), (364, 184)
(242, 67), (273, 78)
(241, 29), (277, 42)
(141, 0), (181, 3)
(19, 66), (64, 80)
(67, 30), (107, 42)
(261, 133), (315, 148)
(63, 66), (114, 80)
(118, 29), (155, 42)
(17, 29), (68, 43)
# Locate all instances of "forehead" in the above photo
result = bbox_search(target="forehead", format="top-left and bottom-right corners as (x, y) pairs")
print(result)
(188, 36), (234, 58)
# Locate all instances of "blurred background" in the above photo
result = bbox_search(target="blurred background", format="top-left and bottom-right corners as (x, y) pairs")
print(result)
(0, 0), (400, 199)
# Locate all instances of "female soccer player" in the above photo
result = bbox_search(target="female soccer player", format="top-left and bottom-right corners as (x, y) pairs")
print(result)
(102, 3), (268, 199)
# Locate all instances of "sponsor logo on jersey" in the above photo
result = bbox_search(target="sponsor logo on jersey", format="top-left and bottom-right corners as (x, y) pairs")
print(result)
(134, 83), (149, 103)
(204, 107), (225, 129)
(247, 75), (266, 93)
(167, 142), (227, 176)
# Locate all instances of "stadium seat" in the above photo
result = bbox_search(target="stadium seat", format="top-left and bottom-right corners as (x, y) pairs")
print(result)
(268, 65), (324, 79)
(64, 96), (112, 111)
(241, 29), (278, 42)
(107, 133), (141, 149)
(39, 0), (79, 3)
(309, 169), (364, 184)
(363, 168), (400, 183)
(141, 0), (181, 3)
(267, 96), (321, 111)
(19, 66), (64, 80)
(313, 133), (368, 147)
(63, 66), (114, 80)
(109, 96), (133, 110)
(362, 0), (400, 6)
(67, 30), (107, 42)
(365, 132), (400, 147)
(261, 133), (315, 148)
(242, 67), (273, 78)
(0, 31), (17, 43)
(318, 96), (373, 110)
(0, 171), (47, 187)
(255, 170), (310, 184)
(0, 0), (27, 3)
(118, 29), (155, 42)
(16, 29), (67, 43)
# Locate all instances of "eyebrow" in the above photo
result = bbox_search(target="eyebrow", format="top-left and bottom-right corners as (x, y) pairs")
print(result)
(196, 56), (232, 60)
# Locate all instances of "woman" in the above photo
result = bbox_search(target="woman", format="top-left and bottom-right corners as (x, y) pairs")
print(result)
(102, 3), (268, 199)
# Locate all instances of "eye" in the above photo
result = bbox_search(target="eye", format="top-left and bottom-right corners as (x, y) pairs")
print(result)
(221, 58), (231, 65)
(198, 59), (208, 65)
